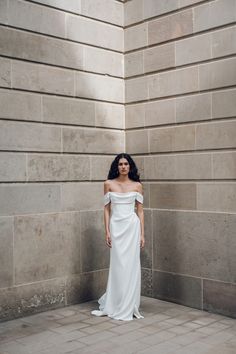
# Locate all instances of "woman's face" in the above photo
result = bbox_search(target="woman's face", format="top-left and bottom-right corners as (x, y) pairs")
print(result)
(118, 158), (130, 176)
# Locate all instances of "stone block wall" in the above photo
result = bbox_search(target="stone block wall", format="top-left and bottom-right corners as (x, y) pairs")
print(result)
(0, 0), (124, 321)
(124, 0), (236, 318)
(0, 0), (235, 321)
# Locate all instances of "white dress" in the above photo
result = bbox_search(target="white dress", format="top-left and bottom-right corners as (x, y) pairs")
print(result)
(91, 191), (144, 321)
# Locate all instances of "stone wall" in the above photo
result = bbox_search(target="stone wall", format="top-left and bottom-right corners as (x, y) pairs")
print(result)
(0, 0), (235, 322)
(0, 0), (124, 321)
(125, 0), (236, 318)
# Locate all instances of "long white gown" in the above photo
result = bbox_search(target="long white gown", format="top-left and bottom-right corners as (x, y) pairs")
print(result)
(91, 191), (144, 321)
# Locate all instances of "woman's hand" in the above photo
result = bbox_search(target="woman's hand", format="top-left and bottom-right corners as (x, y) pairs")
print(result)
(140, 236), (145, 249)
(105, 232), (112, 248)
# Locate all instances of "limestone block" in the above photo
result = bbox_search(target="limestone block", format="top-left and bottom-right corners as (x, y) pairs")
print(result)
(149, 66), (198, 99)
(199, 58), (236, 91)
(203, 279), (236, 318)
(0, 278), (66, 321)
(42, 96), (95, 126)
(12, 60), (75, 96)
(143, 0), (179, 20)
(80, 210), (109, 272)
(66, 270), (108, 305)
(0, 121), (61, 152)
(149, 125), (195, 153)
(61, 182), (103, 211)
(0, 0), (8, 24)
(153, 270), (201, 309)
(0, 27), (84, 71)
(8, 0), (66, 37)
(126, 130), (148, 154)
(32, 0), (81, 13)
(148, 9), (193, 45)
(14, 212), (81, 284)
(90, 155), (114, 180)
(125, 51), (143, 78)
(124, 0), (143, 26)
(0, 217), (13, 287)
(62, 127), (124, 154)
(212, 89), (236, 119)
(141, 268), (153, 297)
(174, 153), (212, 179)
(84, 46), (123, 77)
(153, 209), (236, 283)
(176, 93), (211, 123)
(28, 154), (90, 181)
(75, 72), (124, 103)
(150, 183), (197, 209)
(125, 104), (145, 129)
(145, 99), (175, 126)
(0, 184), (61, 216)
(176, 32), (211, 66)
(212, 26), (236, 58)
(0, 153), (26, 182)
(144, 42), (175, 74)
(125, 76), (148, 103)
(124, 23), (147, 52)
(81, 0), (123, 26)
(197, 183), (236, 212)
(141, 209), (152, 268)
(196, 120), (236, 150)
(144, 155), (176, 180)
(133, 156), (145, 180)
(213, 152), (236, 179)
(95, 102), (124, 129)
(144, 153), (212, 180)
(66, 14), (123, 52)
(179, 0), (203, 7)
(0, 89), (41, 121)
(0, 57), (11, 88)
(193, 0), (236, 33)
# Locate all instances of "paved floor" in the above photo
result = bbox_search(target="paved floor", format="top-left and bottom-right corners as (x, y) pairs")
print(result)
(0, 296), (235, 354)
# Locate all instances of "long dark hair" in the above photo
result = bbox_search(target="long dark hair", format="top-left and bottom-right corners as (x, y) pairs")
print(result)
(107, 153), (141, 183)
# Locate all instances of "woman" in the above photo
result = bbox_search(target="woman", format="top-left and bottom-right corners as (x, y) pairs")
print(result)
(91, 153), (145, 321)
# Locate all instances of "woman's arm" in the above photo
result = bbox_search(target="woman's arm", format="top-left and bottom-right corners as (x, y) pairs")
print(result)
(136, 183), (145, 249)
(104, 180), (112, 248)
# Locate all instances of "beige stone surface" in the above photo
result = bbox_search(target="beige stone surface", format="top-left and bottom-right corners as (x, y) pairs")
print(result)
(149, 125), (195, 153)
(0, 184), (61, 216)
(196, 120), (236, 150)
(62, 127), (124, 154)
(150, 183), (197, 210)
(149, 66), (198, 99)
(0, 57), (11, 88)
(66, 14), (123, 52)
(12, 60), (75, 96)
(0, 152), (26, 182)
(8, 0), (66, 37)
(0, 121), (61, 152)
(14, 212), (81, 284)
(199, 57), (236, 91)
(148, 9), (193, 45)
(0, 89), (41, 121)
(28, 154), (90, 181)
(0, 217), (13, 287)
(176, 93), (211, 123)
(193, 0), (236, 33)
(126, 129), (148, 154)
(197, 183), (236, 213)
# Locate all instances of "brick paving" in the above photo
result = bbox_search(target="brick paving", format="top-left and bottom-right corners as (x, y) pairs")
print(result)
(0, 296), (235, 354)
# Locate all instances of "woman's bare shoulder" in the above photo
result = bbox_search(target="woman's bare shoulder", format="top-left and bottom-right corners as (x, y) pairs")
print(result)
(135, 181), (143, 194)
(104, 179), (113, 192)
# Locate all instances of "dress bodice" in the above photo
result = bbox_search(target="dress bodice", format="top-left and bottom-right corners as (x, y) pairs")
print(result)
(104, 192), (143, 220)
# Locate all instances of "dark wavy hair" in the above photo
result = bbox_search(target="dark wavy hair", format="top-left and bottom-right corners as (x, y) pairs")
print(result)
(107, 153), (141, 183)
